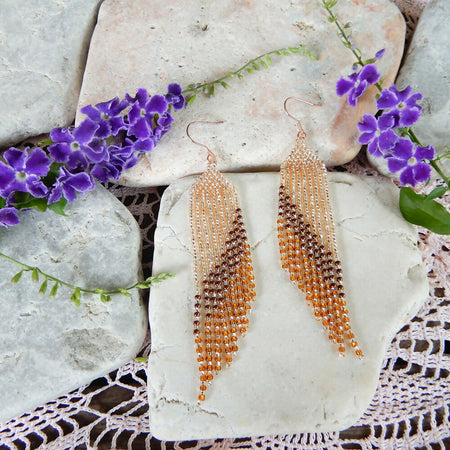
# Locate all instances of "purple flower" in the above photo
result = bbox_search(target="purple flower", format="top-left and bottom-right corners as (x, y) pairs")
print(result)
(126, 88), (169, 139)
(336, 64), (381, 107)
(0, 147), (51, 198)
(48, 167), (95, 204)
(376, 85), (422, 127)
(90, 144), (139, 183)
(165, 83), (185, 110)
(80, 96), (129, 139)
(357, 113), (398, 157)
(49, 119), (101, 169)
(0, 206), (20, 227)
(375, 49), (385, 59)
(386, 139), (435, 186)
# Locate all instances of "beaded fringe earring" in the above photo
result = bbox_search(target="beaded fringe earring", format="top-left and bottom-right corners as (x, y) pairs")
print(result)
(187, 121), (256, 402)
(278, 98), (363, 358)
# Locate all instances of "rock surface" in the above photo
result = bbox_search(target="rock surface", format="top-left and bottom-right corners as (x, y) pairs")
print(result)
(0, 0), (103, 147)
(369, 0), (450, 176)
(148, 172), (428, 439)
(76, 0), (405, 186)
(396, 0), (449, 161)
(0, 185), (147, 423)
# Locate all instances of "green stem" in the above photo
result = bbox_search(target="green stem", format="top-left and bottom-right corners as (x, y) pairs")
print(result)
(430, 160), (450, 189)
(182, 45), (315, 100)
(322, 1), (383, 93)
(322, 3), (364, 67)
(0, 251), (174, 298)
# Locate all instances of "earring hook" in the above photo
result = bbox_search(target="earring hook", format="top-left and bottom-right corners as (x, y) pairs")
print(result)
(283, 97), (320, 135)
(186, 120), (225, 166)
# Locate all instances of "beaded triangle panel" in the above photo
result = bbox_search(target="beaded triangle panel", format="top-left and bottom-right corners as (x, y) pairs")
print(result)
(189, 166), (256, 402)
(278, 132), (363, 358)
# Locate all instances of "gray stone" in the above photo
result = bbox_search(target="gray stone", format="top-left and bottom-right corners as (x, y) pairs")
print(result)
(397, 0), (449, 158)
(76, 0), (405, 186)
(370, 0), (450, 176)
(0, 0), (103, 147)
(0, 185), (147, 423)
(148, 172), (428, 439)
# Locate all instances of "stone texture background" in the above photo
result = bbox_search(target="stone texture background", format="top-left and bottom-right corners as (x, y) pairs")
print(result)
(0, 0), (103, 147)
(0, 186), (147, 422)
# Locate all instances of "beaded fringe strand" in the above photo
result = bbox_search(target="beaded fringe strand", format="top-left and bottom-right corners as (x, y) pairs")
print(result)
(278, 132), (363, 358)
(190, 165), (256, 402)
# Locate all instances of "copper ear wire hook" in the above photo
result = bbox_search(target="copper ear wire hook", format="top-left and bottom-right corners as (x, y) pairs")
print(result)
(186, 120), (225, 166)
(283, 97), (321, 135)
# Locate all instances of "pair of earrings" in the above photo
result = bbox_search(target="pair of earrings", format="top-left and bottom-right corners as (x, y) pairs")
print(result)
(188, 98), (363, 403)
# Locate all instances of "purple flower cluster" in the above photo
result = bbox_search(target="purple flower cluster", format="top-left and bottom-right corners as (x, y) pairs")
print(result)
(336, 52), (434, 187)
(0, 84), (184, 227)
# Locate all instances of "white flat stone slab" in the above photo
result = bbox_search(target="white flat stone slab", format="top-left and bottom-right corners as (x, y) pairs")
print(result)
(0, 185), (147, 423)
(76, 0), (405, 186)
(0, 0), (103, 147)
(148, 172), (428, 440)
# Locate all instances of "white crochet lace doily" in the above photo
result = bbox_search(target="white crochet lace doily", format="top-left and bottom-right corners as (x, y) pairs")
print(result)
(1, 1), (448, 449)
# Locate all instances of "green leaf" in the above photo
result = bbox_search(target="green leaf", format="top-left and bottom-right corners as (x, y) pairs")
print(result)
(10, 271), (23, 284)
(219, 81), (230, 88)
(266, 55), (272, 66)
(147, 273), (175, 283)
(31, 268), (39, 282)
(118, 288), (132, 297)
(245, 68), (255, 74)
(210, 84), (215, 96)
(251, 62), (260, 70)
(49, 282), (59, 298)
(135, 357), (148, 363)
(39, 280), (48, 295)
(100, 293), (112, 303)
(15, 197), (48, 212)
(47, 198), (67, 216)
(260, 59), (268, 69)
(399, 187), (450, 235)
(37, 137), (53, 147)
(426, 186), (447, 201)
(71, 287), (81, 306)
(0, 197), (5, 209)
(186, 94), (196, 106)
